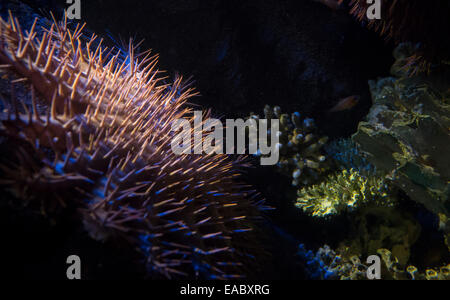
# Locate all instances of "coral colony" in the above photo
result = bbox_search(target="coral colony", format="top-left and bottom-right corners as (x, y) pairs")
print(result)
(0, 0), (449, 281)
(0, 13), (267, 279)
(296, 45), (450, 280)
(296, 168), (392, 218)
(248, 105), (329, 187)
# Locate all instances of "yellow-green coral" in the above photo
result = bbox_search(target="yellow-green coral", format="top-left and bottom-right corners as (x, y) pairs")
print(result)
(377, 249), (450, 280)
(296, 169), (392, 217)
(302, 244), (450, 280)
(248, 105), (329, 187)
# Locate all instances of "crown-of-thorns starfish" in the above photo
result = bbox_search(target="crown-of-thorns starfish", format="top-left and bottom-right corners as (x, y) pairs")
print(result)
(0, 12), (264, 279)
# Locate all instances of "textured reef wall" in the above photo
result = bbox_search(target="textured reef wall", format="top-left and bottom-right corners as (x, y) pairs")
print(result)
(1, 0), (448, 281)
(285, 41), (449, 279)
(352, 47), (450, 217)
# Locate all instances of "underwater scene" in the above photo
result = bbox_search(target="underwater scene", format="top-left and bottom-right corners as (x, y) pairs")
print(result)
(0, 0), (449, 286)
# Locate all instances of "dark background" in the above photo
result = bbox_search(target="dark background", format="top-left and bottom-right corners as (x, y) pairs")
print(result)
(20, 0), (395, 137)
(0, 0), (397, 279)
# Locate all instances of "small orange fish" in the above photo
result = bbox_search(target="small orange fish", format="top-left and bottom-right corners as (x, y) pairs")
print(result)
(328, 95), (360, 112)
(313, 0), (344, 10)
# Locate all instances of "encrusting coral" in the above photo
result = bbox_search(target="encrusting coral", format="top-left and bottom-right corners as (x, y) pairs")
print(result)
(343, 43), (450, 280)
(343, 205), (421, 266)
(295, 168), (392, 218)
(351, 50), (450, 218)
(248, 105), (329, 187)
(298, 244), (450, 280)
(0, 13), (265, 279)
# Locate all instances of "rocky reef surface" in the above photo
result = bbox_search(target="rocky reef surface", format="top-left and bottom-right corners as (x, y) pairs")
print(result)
(352, 54), (450, 217)
(293, 43), (450, 280)
(1, 0), (448, 280)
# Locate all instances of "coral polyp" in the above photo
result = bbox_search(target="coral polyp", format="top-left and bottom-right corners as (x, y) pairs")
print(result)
(0, 13), (263, 279)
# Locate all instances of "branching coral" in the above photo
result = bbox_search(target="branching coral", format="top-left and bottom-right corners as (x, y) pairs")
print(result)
(0, 13), (264, 279)
(248, 105), (329, 187)
(377, 248), (450, 280)
(297, 244), (368, 280)
(297, 244), (349, 280)
(324, 138), (376, 176)
(296, 169), (392, 218)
